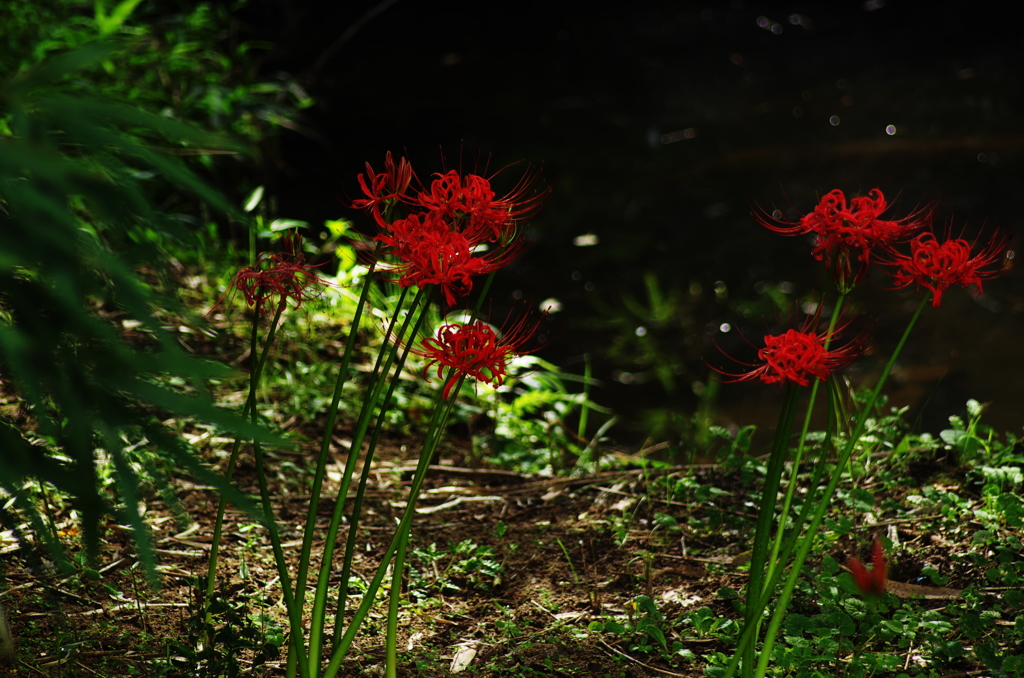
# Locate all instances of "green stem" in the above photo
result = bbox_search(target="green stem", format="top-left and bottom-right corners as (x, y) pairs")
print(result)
(325, 379), (462, 678)
(205, 299), (285, 621)
(237, 295), (308, 677)
(293, 253), (380, 617)
(752, 295), (927, 678)
(308, 288), (429, 675)
(766, 293), (846, 585)
(725, 378), (841, 678)
(741, 382), (801, 678)
(578, 353), (592, 441)
(329, 288), (426, 645)
(384, 379), (462, 678)
(251, 412), (309, 677)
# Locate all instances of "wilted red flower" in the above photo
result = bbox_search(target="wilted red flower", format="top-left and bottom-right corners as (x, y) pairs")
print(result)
(715, 316), (869, 387)
(374, 212), (525, 306)
(415, 313), (544, 399)
(214, 233), (329, 315)
(848, 538), (887, 597)
(889, 230), (1012, 307)
(759, 189), (930, 291)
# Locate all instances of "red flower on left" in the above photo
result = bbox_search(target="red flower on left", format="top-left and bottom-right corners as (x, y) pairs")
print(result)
(215, 233), (329, 315)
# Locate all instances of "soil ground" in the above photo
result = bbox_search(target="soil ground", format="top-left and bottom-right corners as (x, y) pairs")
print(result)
(0, 420), (998, 677)
(1, 425), (746, 677)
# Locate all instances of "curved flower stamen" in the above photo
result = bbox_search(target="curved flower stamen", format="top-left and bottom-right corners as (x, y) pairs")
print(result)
(414, 313), (545, 399)
(714, 316), (869, 387)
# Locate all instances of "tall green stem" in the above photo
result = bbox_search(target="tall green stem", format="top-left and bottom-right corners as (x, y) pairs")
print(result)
(251, 400), (309, 677)
(323, 379), (461, 678)
(751, 295), (928, 678)
(205, 299), (285, 616)
(723, 294), (929, 678)
(307, 288), (429, 676)
(741, 382), (801, 678)
(766, 293), (846, 582)
(293, 254), (379, 616)
(328, 288), (427, 644)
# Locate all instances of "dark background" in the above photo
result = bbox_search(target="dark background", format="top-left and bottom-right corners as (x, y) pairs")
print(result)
(234, 0), (1024, 448)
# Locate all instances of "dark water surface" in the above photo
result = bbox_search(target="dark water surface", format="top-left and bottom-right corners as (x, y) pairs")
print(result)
(245, 1), (1024, 448)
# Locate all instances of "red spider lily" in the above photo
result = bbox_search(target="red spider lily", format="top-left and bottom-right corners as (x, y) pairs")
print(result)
(350, 154), (544, 304)
(213, 234), (329, 315)
(759, 189), (930, 290)
(848, 538), (887, 596)
(889, 229), (1012, 307)
(416, 166), (546, 245)
(374, 211), (526, 306)
(415, 313), (545, 399)
(714, 316), (869, 387)
(352, 151), (414, 218)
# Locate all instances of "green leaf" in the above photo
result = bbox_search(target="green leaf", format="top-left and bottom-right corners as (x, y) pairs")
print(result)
(94, 0), (145, 37)
(644, 623), (668, 651)
(244, 185), (265, 212)
(270, 218), (309, 232)
(603, 621), (627, 635)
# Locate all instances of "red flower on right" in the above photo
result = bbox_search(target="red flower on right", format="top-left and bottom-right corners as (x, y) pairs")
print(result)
(758, 188), (930, 292)
(848, 537), (887, 597)
(888, 229), (1013, 307)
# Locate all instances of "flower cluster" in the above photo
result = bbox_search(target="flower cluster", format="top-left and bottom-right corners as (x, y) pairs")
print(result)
(414, 313), (544, 399)
(759, 189), (929, 291)
(721, 187), (1014, 386)
(353, 154), (546, 306)
(352, 153), (550, 397)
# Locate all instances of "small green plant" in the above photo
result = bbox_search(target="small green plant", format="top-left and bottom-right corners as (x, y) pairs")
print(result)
(680, 606), (737, 640)
(171, 579), (284, 678)
(590, 595), (696, 665)
(475, 354), (611, 475)
(494, 602), (523, 639)
(408, 539), (503, 597)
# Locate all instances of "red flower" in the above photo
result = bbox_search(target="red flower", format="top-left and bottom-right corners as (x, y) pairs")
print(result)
(759, 189), (930, 291)
(415, 313), (544, 399)
(715, 316), (868, 387)
(374, 212), (525, 306)
(214, 233), (329, 314)
(889, 230), (1012, 307)
(848, 538), (887, 597)
(415, 166), (546, 245)
(351, 154), (546, 304)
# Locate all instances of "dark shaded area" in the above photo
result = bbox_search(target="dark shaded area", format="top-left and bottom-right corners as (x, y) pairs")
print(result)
(236, 0), (1024, 445)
